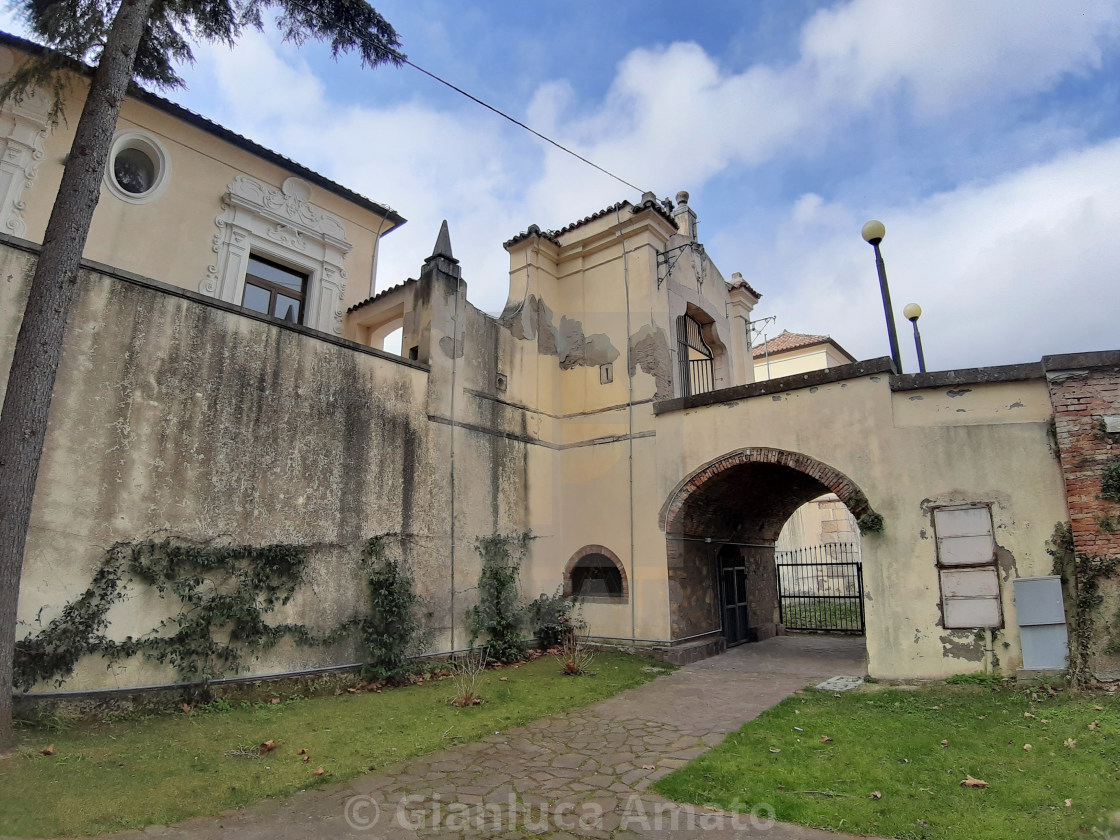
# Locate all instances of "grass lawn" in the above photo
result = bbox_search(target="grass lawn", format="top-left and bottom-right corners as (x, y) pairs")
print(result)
(0, 652), (666, 837)
(653, 683), (1119, 840)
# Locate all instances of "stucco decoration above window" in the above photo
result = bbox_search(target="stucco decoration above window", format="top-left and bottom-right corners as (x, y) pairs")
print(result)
(203, 175), (352, 334)
(104, 131), (171, 204)
(0, 68), (50, 237)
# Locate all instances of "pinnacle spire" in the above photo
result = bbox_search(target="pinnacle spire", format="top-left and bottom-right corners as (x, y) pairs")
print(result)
(431, 220), (454, 259)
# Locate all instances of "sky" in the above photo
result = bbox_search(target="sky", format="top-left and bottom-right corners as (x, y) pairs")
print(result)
(10, 0), (1120, 370)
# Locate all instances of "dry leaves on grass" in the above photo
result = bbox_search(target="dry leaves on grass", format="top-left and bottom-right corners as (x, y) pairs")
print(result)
(869, 791), (882, 800)
(820, 736), (833, 743)
(1023, 744), (1032, 751)
(259, 740), (278, 753)
(961, 775), (989, 788)
(312, 767), (325, 776)
(1089, 721), (1100, 731)
(940, 740), (949, 747)
(1065, 738), (1077, 749)
(40, 745), (54, 756)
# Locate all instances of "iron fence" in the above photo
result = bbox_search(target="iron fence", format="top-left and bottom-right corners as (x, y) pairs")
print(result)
(776, 545), (864, 633)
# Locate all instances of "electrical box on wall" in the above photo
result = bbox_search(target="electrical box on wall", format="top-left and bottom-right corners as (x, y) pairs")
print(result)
(1013, 575), (1069, 671)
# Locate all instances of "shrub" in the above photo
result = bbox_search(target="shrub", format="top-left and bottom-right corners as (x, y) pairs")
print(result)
(467, 533), (531, 663)
(527, 587), (579, 649)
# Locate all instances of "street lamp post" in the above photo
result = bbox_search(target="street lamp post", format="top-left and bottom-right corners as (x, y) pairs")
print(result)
(903, 302), (927, 373)
(861, 220), (903, 374)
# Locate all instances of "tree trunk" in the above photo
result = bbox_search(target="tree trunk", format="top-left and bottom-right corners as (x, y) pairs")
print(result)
(0, 0), (157, 749)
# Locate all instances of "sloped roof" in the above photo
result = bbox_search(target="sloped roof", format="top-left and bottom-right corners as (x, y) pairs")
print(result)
(726, 276), (762, 299)
(0, 30), (406, 229)
(752, 330), (856, 362)
(347, 278), (415, 313)
(503, 196), (677, 249)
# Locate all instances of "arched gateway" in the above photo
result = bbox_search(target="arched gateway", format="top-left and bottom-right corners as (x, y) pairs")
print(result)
(659, 447), (874, 645)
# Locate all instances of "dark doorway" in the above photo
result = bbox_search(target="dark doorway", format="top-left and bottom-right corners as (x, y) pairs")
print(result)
(718, 546), (750, 646)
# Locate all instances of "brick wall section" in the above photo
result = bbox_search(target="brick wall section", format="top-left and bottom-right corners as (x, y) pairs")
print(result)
(1045, 352), (1120, 558)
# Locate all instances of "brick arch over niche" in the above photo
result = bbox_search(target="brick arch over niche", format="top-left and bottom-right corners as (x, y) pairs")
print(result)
(564, 544), (629, 601)
(659, 447), (872, 536)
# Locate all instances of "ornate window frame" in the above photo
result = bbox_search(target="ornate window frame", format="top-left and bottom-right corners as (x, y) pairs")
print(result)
(0, 85), (49, 238)
(203, 175), (352, 334)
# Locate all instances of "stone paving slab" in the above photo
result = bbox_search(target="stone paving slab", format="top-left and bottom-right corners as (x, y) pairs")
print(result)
(91, 636), (882, 840)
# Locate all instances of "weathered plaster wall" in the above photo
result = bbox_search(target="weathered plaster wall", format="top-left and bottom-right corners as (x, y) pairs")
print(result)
(1, 241), (531, 692)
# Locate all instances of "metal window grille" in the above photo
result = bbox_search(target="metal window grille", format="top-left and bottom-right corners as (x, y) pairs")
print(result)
(677, 314), (715, 396)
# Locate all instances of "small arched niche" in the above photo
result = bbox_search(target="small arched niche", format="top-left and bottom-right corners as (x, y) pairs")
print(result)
(564, 545), (628, 603)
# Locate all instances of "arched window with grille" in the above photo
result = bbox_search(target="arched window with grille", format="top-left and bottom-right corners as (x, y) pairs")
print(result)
(677, 313), (715, 396)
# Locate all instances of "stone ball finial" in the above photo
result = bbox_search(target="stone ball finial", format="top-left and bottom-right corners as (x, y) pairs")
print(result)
(675, 190), (690, 206)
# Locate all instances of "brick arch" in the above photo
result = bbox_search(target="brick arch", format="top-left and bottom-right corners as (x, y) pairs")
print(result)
(658, 447), (871, 534)
(564, 544), (629, 601)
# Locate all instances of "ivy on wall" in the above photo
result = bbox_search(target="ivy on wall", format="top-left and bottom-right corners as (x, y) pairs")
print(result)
(14, 534), (427, 697)
(1047, 522), (1120, 686)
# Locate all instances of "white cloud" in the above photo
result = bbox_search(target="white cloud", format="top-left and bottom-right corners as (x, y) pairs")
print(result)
(800, 0), (1120, 115)
(201, 31), (326, 127)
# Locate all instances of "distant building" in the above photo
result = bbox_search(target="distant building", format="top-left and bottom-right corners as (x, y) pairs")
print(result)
(753, 330), (856, 382)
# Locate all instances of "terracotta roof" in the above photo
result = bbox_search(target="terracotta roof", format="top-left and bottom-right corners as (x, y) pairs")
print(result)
(726, 277), (762, 299)
(347, 278), (415, 313)
(0, 30), (406, 229)
(752, 330), (856, 362)
(503, 196), (677, 249)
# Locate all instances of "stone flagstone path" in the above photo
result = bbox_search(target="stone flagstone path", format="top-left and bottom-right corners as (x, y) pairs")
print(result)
(106, 636), (884, 840)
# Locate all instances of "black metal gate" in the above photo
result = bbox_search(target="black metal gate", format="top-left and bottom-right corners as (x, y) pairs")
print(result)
(776, 545), (865, 633)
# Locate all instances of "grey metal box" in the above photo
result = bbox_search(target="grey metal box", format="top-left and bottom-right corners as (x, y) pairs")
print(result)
(1013, 575), (1066, 626)
(1019, 624), (1069, 671)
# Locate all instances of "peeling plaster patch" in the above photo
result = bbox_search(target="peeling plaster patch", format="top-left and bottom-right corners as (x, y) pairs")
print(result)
(947, 388), (973, 398)
(914, 629), (924, 644)
(438, 334), (464, 359)
(956, 408), (966, 413)
(499, 294), (618, 370)
(870, 376), (881, 383)
(809, 386), (818, 394)
(1009, 401), (1024, 409)
(909, 395), (924, 401)
(919, 528), (928, 539)
(771, 395), (782, 402)
(628, 323), (672, 400)
(940, 631), (985, 662)
(995, 544), (1018, 582)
